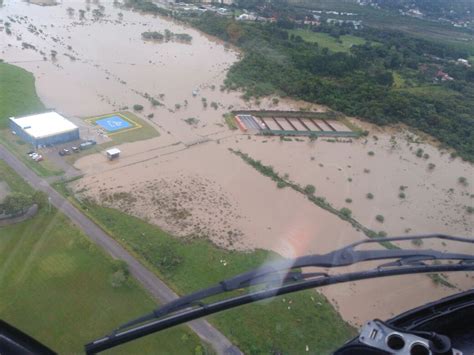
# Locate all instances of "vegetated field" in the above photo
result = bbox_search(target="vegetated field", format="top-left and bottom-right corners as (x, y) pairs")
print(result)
(0, 62), (45, 128)
(0, 62), (62, 177)
(57, 195), (355, 354)
(0, 160), (204, 354)
(288, 29), (367, 53)
(289, 0), (474, 53)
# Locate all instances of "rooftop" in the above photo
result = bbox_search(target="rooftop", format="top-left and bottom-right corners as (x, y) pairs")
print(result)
(10, 112), (78, 139)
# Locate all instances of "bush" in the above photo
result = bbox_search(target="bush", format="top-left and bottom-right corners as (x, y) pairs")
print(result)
(428, 163), (436, 170)
(466, 206), (474, 214)
(458, 176), (468, 186)
(304, 184), (316, 195)
(411, 239), (423, 247)
(399, 192), (406, 199)
(366, 193), (374, 199)
(111, 259), (130, 277)
(32, 190), (48, 209)
(416, 148), (423, 158)
(277, 181), (287, 189)
(345, 198), (352, 203)
(375, 214), (384, 223)
(1, 193), (33, 215)
(340, 207), (352, 218)
(109, 270), (127, 288)
(368, 151), (374, 156)
(133, 104), (144, 111)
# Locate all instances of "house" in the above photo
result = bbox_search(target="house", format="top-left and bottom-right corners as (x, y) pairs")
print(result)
(435, 70), (454, 81)
(457, 58), (471, 67)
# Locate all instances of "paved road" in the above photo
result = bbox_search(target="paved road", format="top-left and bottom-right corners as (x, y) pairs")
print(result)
(0, 145), (241, 355)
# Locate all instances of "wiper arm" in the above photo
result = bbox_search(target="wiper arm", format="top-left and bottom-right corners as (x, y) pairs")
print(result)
(85, 234), (474, 354)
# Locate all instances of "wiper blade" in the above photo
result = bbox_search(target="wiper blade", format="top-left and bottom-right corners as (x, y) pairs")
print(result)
(85, 234), (474, 354)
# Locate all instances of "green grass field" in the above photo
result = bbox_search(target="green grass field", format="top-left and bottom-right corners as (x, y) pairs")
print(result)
(0, 62), (45, 129)
(289, 0), (474, 54)
(288, 29), (367, 53)
(53, 185), (355, 354)
(0, 160), (205, 354)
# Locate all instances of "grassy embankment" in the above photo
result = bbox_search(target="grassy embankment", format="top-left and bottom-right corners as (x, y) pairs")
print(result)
(0, 62), (63, 177)
(54, 180), (356, 354)
(0, 160), (205, 354)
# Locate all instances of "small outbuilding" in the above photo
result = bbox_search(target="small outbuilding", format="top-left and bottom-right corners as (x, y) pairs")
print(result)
(9, 112), (79, 147)
(106, 148), (121, 160)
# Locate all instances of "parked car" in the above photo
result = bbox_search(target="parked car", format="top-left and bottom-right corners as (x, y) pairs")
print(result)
(31, 153), (39, 160)
(79, 140), (97, 150)
(72, 146), (80, 153)
(27, 151), (35, 156)
(34, 155), (43, 162)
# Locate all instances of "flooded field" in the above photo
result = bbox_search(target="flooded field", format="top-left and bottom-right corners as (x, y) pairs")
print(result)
(2, 0), (472, 326)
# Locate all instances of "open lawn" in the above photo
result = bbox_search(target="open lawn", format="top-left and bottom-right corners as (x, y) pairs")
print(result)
(0, 161), (204, 354)
(288, 29), (367, 53)
(54, 189), (355, 354)
(0, 160), (34, 195)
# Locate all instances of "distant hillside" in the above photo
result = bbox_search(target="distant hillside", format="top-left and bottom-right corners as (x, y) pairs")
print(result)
(367, 0), (473, 22)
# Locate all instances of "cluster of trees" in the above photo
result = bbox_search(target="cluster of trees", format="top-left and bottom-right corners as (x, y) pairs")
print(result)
(141, 30), (192, 43)
(124, 0), (171, 17)
(0, 191), (46, 217)
(189, 13), (474, 161)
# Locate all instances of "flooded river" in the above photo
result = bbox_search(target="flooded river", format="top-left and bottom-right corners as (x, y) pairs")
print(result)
(1, 0), (472, 327)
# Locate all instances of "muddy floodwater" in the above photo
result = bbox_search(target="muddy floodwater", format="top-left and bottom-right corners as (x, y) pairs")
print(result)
(1, 0), (472, 327)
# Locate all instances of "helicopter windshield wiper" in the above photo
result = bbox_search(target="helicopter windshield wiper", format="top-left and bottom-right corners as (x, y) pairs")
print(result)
(85, 234), (474, 354)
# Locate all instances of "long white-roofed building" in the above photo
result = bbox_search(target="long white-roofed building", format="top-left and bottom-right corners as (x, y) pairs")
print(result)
(9, 111), (79, 147)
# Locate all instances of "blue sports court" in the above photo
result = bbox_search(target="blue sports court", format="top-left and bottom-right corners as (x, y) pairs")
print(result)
(95, 115), (132, 132)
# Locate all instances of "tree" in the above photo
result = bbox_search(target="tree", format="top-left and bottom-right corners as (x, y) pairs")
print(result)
(340, 207), (352, 218)
(304, 184), (316, 195)
(79, 9), (86, 20)
(309, 132), (318, 142)
(375, 214), (384, 223)
(458, 176), (468, 186)
(366, 193), (374, 199)
(1, 193), (32, 215)
(67, 7), (75, 16)
(133, 104), (144, 111)
(32, 191), (48, 209)
(226, 22), (243, 44)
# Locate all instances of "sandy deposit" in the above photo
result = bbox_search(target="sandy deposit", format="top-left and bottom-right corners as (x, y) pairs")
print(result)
(2, 0), (472, 327)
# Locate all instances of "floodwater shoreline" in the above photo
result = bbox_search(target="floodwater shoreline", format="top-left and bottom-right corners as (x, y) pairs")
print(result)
(1, 0), (472, 327)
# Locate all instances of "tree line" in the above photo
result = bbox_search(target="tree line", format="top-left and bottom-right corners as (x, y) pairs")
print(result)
(187, 13), (474, 161)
